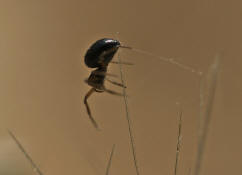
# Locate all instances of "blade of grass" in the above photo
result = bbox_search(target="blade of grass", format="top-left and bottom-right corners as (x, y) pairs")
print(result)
(7, 129), (44, 175)
(105, 144), (116, 175)
(194, 54), (221, 175)
(117, 53), (140, 175)
(174, 110), (183, 175)
(188, 168), (191, 175)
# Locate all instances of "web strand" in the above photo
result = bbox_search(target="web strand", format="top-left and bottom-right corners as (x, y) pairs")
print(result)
(119, 45), (203, 75)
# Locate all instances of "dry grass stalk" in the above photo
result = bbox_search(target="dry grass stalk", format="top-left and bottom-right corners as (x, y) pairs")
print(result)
(193, 54), (221, 175)
(105, 144), (116, 175)
(174, 110), (183, 175)
(7, 129), (44, 175)
(117, 53), (140, 175)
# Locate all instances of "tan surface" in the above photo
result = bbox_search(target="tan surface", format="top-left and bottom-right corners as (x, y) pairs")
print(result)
(0, 1), (241, 175)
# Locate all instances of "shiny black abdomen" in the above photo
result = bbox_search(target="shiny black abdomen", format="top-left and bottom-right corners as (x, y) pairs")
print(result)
(84, 38), (120, 68)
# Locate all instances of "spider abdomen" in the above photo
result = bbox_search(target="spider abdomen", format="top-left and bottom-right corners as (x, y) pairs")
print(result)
(84, 38), (120, 68)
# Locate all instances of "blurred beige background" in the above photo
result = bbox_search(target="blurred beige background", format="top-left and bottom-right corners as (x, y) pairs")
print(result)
(0, 0), (241, 175)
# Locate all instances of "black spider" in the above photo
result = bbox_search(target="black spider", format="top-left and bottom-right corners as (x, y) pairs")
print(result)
(84, 38), (132, 130)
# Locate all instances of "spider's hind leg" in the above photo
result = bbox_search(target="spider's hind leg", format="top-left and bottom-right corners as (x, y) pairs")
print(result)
(84, 88), (100, 130)
(92, 70), (118, 78)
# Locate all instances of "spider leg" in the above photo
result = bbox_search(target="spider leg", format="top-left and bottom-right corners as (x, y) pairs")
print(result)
(84, 88), (100, 130)
(119, 45), (132, 49)
(110, 61), (134, 65)
(92, 71), (118, 78)
(103, 87), (124, 96)
(105, 78), (127, 88)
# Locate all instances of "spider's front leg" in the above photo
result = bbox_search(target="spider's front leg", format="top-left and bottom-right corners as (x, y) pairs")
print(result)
(110, 61), (134, 65)
(105, 78), (127, 88)
(84, 88), (100, 130)
(103, 87), (124, 96)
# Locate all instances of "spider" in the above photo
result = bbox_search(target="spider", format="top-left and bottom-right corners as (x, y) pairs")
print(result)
(84, 38), (132, 130)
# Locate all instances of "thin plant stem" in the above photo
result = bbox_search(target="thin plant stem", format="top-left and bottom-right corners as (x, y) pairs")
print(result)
(105, 144), (116, 175)
(117, 53), (140, 175)
(194, 54), (221, 175)
(174, 110), (183, 175)
(188, 168), (192, 175)
(7, 129), (44, 175)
